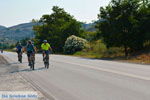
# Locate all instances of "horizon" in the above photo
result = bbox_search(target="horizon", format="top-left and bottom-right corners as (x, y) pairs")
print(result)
(0, 0), (111, 27)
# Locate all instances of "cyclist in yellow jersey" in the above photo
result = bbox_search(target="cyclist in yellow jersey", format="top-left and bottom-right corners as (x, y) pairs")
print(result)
(41, 40), (52, 60)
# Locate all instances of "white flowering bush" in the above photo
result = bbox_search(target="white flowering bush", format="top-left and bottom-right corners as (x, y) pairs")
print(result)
(64, 35), (88, 54)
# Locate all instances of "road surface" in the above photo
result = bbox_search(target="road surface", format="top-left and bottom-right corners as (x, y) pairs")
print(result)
(1, 52), (150, 100)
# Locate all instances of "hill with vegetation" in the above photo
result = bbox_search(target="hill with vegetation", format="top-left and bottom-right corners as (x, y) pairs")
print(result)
(0, 22), (95, 44)
(0, 25), (6, 30)
(0, 22), (39, 43)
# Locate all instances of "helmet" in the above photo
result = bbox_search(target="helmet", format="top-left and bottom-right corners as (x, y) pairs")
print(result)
(18, 42), (21, 45)
(43, 40), (47, 43)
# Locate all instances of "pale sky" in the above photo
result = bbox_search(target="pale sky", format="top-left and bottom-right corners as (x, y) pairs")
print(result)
(0, 0), (111, 27)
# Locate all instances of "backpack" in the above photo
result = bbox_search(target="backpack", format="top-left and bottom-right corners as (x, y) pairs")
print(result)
(27, 44), (34, 52)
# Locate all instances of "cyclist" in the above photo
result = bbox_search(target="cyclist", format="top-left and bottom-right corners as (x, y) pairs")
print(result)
(16, 43), (23, 61)
(25, 40), (36, 66)
(1, 49), (3, 53)
(41, 40), (52, 61)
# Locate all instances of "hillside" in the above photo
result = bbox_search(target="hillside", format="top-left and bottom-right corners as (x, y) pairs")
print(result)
(82, 23), (96, 32)
(0, 22), (96, 44)
(0, 22), (38, 43)
(82, 19), (105, 32)
(0, 25), (6, 30)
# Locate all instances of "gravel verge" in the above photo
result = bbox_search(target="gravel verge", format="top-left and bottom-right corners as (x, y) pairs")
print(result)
(0, 55), (47, 100)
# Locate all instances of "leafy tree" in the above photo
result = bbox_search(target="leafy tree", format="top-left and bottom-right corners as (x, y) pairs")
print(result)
(80, 31), (97, 42)
(138, 2), (150, 45)
(33, 6), (82, 52)
(96, 0), (148, 57)
(15, 38), (31, 47)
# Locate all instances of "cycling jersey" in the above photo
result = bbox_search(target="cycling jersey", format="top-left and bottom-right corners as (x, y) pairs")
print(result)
(16, 45), (22, 52)
(41, 43), (50, 51)
(26, 44), (34, 52)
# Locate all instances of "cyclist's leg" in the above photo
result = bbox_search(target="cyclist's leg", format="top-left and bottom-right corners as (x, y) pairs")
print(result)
(27, 52), (31, 66)
(19, 51), (22, 56)
(42, 51), (45, 60)
(31, 52), (35, 62)
(43, 50), (47, 61)
(17, 51), (20, 61)
(31, 52), (35, 70)
(46, 50), (49, 59)
(46, 50), (50, 68)
(42, 51), (44, 61)
(33, 52), (35, 61)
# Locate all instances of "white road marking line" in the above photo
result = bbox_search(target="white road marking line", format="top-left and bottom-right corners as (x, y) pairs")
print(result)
(54, 60), (150, 81)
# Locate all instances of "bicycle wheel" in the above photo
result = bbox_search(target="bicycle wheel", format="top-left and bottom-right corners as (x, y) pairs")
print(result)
(47, 62), (49, 69)
(44, 55), (49, 69)
(46, 62), (49, 69)
(29, 61), (32, 69)
(30, 53), (35, 70)
(32, 61), (34, 70)
(19, 55), (22, 63)
(44, 61), (47, 68)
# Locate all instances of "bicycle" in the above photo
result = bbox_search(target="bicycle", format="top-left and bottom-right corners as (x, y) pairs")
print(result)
(43, 53), (49, 69)
(18, 52), (22, 63)
(1, 49), (3, 53)
(29, 53), (35, 70)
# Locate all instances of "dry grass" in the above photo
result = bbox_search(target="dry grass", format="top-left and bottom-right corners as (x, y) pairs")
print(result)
(74, 46), (150, 65)
(128, 53), (150, 64)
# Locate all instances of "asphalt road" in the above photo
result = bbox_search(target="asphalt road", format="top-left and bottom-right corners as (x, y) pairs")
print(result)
(1, 52), (150, 100)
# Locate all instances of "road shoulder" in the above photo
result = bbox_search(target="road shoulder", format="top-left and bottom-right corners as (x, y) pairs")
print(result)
(0, 55), (47, 100)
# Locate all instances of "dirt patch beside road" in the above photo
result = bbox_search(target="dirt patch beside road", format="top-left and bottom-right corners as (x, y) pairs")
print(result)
(0, 55), (8, 64)
(0, 55), (47, 100)
(0, 55), (18, 75)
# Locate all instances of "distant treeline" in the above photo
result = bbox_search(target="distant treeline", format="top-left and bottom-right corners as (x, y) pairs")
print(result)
(0, 43), (14, 49)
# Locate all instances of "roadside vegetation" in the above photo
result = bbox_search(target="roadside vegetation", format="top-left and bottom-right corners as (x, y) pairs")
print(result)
(75, 0), (150, 64)
(32, 0), (150, 64)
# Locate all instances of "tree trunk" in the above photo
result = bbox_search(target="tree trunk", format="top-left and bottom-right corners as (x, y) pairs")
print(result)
(124, 45), (128, 58)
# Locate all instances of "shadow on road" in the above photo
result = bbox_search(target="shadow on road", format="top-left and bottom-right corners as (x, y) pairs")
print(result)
(80, 56), (127, 61)
(7, 62), (28, 65)
(10, 67), (46, 73)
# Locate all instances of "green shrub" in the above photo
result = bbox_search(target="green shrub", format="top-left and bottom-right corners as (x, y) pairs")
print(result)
(74, 40), (107, 58)
(103, 47), (124, 57)
(89, 40), (107, 53)
(64, 35), (88, 54)
(81, 31), (97, 42)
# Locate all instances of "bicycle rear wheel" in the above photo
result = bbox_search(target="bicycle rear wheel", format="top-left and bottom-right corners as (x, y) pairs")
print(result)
(32, 62), (34, 70)
(44, 55), (49, 69)
(19, 56), (22, 63)
(31, 58), (35, 70)
(44, 62), (49, 69)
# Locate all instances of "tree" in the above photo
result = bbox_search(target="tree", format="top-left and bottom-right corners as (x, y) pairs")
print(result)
(33, 6), (82, 52)
(19, 38), (30, 46)
(96, 0), (146, 57)
(138, 1), (150, 46)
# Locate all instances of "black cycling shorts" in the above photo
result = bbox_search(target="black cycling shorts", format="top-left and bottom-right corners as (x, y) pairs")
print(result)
(27, 51), (33, 57)
(43, 50), (50, 55)
(17, 50), (22, 54)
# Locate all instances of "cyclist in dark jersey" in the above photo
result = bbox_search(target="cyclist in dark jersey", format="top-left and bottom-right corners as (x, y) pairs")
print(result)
(25, 40), (36, 66)
(16, 43), (23, 61)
